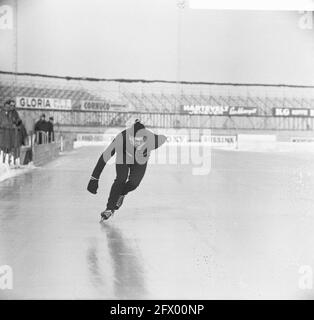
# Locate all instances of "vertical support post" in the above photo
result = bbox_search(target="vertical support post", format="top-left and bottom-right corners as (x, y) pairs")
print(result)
(60, 135), (64, 152)
(176, 0), (185, 114)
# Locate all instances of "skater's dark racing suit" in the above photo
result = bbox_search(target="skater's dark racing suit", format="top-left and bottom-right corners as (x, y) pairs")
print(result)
(87, 121), (167, 211)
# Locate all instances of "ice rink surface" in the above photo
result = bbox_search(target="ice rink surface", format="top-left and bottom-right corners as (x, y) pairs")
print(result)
(1, 145), (314, 299)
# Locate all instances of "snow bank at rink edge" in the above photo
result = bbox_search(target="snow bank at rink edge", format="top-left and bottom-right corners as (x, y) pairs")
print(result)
(0, 162), (36, 182)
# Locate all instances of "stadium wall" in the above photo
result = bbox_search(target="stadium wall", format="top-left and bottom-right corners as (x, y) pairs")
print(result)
(15, 107), (314, 132)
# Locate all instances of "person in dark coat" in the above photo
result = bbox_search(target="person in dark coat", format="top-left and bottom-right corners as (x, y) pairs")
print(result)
(34, 114), (48, 144)
(47, 117), (54, 142)
(0, 99), (21, 155)
(9, 99), (24, 159)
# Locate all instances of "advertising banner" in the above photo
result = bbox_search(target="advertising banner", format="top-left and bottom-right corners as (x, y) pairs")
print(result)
(166, 135), (189, 144)
(81, 100), (126, 111)
(76, 133), (116, 142)
(81, 101), (110, 111)
(291, 137), (314, 143)
(228, 106), (258, 116)
(201, 135), (237, 147)
(273, 108), (314, 117)
(181, 105), (257, 116)
(16, 97), (72, 110)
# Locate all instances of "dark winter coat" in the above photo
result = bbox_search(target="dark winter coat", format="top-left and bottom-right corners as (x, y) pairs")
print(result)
(0, 108), (21, 151)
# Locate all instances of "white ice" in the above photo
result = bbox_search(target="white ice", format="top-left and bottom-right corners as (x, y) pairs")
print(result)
(1, 146), (314, 299)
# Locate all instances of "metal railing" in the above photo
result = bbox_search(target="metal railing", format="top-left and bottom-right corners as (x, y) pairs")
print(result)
(34, 131), (55, 145)
(14, 107), (314, 131)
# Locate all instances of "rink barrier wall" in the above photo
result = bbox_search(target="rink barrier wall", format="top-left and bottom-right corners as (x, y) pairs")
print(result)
(236, 134), (277, 151)
(20, 146), (32, 165)
(74, 131), (236, 148)
(73, 128), (314, 153)
(59, 136), (75, 152)
(33, 142), (60, 166)
(58, 125), (314, 143)
(33, 138), (74, 166)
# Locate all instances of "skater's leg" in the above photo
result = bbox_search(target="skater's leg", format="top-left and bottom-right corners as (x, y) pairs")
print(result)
(121, 163), (147, 196)
(106, 164), (129, 210)
(113, 164), (146, 210)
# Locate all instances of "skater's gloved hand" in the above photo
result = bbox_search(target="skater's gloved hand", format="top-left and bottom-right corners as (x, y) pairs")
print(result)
(87, 177), (99, 194)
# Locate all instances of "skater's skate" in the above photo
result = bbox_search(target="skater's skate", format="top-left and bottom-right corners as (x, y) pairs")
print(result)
(100, 209), (115, 222)
(115, 195), (125, 210)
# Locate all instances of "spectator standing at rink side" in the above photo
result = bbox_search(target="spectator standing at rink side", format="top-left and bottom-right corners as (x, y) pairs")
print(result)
(34, 114), (48, 144)
(9, 100), (26, 159)
(8, 99), (21, 126)
(0, 99), (21, 160)
(9, 99), (24, 160)
(47, 116), (54, 142)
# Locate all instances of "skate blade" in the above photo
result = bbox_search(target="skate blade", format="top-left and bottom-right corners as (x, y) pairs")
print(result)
(99, 215), (111, 223)
(99, 216), (108, 223)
